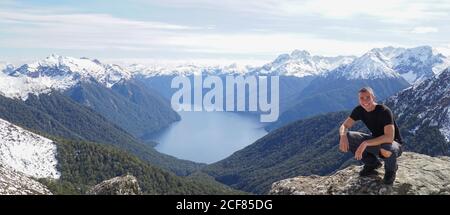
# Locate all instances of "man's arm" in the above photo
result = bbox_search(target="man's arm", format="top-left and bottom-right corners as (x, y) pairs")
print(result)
(339, 117), (355, 136)
(364, 124), (395, 146)
(339, 117), (355, 152)
(354, 124), (395, 160)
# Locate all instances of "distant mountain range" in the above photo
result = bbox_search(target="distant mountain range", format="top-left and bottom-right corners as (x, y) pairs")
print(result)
(1, 45), (448, 142)
(129, 46), (449, 129)
(266, 46), (449, 131)
(248, 50), (355, 77)
(1, 55), (180, 140)
(2, 46), (446, 117)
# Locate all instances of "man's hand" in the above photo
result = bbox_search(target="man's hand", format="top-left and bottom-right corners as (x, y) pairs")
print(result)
(339, 135), (349, 152)
(339, 117), (355, 153)
(355, 141), (368, 160)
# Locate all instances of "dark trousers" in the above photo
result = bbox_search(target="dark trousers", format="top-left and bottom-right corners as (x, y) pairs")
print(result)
(347, 131), (402, 172)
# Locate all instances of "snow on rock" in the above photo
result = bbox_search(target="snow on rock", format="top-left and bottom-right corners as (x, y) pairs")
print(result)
(0, 71), (77, 100)
(441, 109), (450, 142)
(0, 164), (53, 195)
(0, 118), (60, 179)
(372, 46), (406, 59)
(87, 175), (142, 195)
(387, 67), (450, 142)
(0, 54), (132, 100)
(252, 50), (355, 77)
(327, 46), (449, 83)
(127, 62), (253, 77)
(0, 62), (14, 74)
(392, 46), (449, 84)
(331, 48), (401, 80)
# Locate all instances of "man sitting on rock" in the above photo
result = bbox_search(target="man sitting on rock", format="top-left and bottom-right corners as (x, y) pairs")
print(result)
(338, 87), (403, 185)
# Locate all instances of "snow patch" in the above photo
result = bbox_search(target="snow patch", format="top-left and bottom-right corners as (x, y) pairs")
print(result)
(257, 50), (355, 77)
(334, 49), (400, 80)
(400, 70), (418, 84)
(0, 55), (132, 100)
(128, 62), (253, 77)
(439, 110), (450, 142)
(410, 125), (420, 135)
(0, 72), (77, 100)
(0, 118), (60, 179)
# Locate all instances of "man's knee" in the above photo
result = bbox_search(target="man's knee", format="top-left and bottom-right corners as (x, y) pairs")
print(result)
(346, 131), (370, 147)
(346, 131), (360, 153)
(380, 142), (401, 158)
(346, 131), (364, 144)
(380, 149), (392, 158)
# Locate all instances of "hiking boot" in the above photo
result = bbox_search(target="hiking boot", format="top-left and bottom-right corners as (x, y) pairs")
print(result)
(383, 165), (398, 185)
(359, 161), (382, 177)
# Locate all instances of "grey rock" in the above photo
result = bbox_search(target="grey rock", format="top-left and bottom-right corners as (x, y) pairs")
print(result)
(269, 152), (450, 195)
(87, 175), (142, 195)
(0, 164), (52, 195)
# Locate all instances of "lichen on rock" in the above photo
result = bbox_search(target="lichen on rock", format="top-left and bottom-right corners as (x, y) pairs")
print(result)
(270, 152), (450, 195)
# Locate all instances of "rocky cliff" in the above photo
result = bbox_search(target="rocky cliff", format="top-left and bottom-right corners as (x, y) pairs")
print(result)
(87, 175), (142, 195)
(270, 152), (450, 195)
(0, 164), (52, 195)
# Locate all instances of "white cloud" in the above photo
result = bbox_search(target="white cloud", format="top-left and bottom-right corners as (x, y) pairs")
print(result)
(165, 33), (396, 56)
(151, 0), (450, 23)
(435, 44), (450, 56)
(284, 0), (449, 22)
(411, 26), (439, 34)
(1, 2), (449, 61)
(0, 7), (395, 58)
(0, 10), (197, 30)
(0, 9), (203, 51)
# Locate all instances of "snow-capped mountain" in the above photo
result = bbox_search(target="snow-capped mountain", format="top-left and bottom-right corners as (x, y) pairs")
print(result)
(130, 46), (447, 80)
(0, 54), (132, 100)
(387, 67), (450, 142)
(372, 46), (406, 59)
(0, 55), (182, 141)
(12, 54), (132, 87)
(0, 62), (14, 74)
(0, 68), (77, 100)
(128, 62), (253, 77)
(252, 50), (355, 77)
(268, 48), (417, 131)
(392, 46), (449, 84)
(329, 49), (401, 80)
(330, 46), (449, 83)
(1, 46), (447, 101)
(128, 50), (354, 78)
(0, 118), (60, 179)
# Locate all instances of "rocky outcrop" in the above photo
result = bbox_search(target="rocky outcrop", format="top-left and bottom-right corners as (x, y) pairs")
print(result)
(87, 175), (142, 195)
(270, 152), (450, 195)
(0, 164), (52, 195)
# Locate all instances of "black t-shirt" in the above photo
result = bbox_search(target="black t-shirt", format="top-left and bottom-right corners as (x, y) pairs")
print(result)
(350, 104), (403, 144)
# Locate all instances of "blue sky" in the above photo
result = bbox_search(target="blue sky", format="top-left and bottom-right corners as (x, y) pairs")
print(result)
(1, 0), (450, 65)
